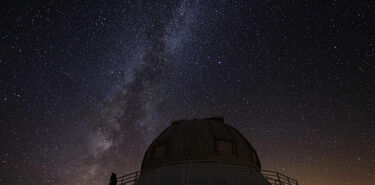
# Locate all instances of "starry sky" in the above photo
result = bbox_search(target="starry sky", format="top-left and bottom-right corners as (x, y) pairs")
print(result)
(1, 0), (374, 185)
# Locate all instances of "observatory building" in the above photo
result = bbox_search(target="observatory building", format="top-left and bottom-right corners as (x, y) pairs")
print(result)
(109, 117), (298, 185)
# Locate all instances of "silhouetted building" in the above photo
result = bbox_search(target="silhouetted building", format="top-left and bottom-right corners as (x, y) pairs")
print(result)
(110, 117), (298, 185)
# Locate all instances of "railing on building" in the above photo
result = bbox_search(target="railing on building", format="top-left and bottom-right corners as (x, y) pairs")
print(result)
(116, 171), (141, 185)
(116, 169), (298, 185)
(260, 170), (298, 185)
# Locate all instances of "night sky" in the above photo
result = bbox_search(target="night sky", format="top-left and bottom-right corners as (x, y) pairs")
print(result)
(1, 0), (374, 185)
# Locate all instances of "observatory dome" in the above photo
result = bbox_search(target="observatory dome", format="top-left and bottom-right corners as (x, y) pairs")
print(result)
(141, 117), (261, 171)
(110, 117), (298, 185)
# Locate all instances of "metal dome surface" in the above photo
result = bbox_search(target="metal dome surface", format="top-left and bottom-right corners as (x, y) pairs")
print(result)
(141, 117), (261, 170)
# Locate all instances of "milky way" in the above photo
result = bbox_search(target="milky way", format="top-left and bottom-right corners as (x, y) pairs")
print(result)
(1, 1), (374, 185)
(71, 1), (204, 184)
